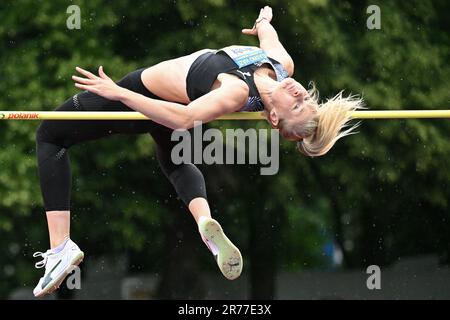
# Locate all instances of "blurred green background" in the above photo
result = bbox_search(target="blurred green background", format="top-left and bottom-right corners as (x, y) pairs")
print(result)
(0, 0), (449, 299)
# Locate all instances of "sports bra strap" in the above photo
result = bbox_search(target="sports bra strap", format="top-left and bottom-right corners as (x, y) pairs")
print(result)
(218, 45), (289, 82)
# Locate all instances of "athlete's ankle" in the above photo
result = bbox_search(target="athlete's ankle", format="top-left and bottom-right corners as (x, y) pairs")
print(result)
(198, 215), (210, 226)
(50, 236), (70, 250)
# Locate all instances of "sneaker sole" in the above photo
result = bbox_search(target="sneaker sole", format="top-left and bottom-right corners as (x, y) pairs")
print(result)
(199, 218), (243, 280)
(35, 251), (84, 298)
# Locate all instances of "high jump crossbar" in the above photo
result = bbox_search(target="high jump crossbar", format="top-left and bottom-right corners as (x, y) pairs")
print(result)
(1, 110), (450, 121)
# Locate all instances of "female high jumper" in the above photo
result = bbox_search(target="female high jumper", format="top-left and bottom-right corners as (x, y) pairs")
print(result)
(33, 6), (363, 297)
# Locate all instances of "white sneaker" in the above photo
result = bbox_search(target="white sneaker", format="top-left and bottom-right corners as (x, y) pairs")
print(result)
(198, 217), (243, 280)
(33, 239), (84, 298)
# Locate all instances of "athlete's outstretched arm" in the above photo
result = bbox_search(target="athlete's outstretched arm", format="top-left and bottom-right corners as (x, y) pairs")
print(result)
(73, 67), (248, 130)
(242, 6), (294, 76)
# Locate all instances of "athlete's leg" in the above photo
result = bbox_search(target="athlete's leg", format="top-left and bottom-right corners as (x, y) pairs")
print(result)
(37, 70), (155, 249)
(34, 91), (136, 297)
(36, 95), (121, 248)
(150, 125), (211, 223)
(149, 125), (243, 280)
(34, 70), (157, 296)
(188, 198), (211, 224)
(45, 211), (70, 249)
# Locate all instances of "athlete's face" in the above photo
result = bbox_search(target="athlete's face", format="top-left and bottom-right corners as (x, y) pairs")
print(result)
(268, 78), (317, 128)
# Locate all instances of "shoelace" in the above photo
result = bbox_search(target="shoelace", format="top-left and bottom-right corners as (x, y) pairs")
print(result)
(33, 250), (51, 269)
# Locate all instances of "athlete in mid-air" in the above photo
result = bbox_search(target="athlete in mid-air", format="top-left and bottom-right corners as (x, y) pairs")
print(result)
(33, 6), (363, 297)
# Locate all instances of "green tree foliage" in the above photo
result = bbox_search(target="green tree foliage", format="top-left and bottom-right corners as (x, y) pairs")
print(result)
(0, 0), (449, 298)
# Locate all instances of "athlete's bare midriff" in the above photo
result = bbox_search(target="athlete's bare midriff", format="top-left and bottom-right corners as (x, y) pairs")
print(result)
(141, 49), (214, 104)
(141, 47), (278, 105)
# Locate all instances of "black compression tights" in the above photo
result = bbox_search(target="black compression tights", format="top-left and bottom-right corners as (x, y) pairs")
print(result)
(36, 70), (206, 211)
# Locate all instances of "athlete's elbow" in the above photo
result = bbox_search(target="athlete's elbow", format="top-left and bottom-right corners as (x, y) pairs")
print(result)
(286, 58), (295, 76)
(173, 114), (195, 130)
(178, 121), (193, 130)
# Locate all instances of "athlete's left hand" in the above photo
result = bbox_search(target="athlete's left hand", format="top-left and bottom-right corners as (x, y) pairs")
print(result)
(72, 66), (126, 101)
(242, 6), (273, 36)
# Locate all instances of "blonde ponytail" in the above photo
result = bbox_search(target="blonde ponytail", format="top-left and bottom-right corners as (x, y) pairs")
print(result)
(297, 91), (365, 157)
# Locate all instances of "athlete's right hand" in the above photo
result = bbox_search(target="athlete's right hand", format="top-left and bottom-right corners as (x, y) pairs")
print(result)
(73, 66), (126, 101)
(242, 6), (273, 36)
